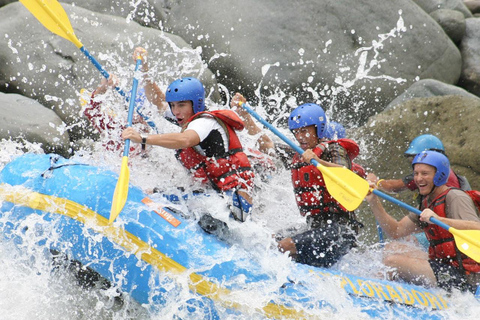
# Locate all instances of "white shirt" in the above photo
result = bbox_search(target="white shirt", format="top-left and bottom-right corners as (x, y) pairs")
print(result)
(185, 116), (229, 156)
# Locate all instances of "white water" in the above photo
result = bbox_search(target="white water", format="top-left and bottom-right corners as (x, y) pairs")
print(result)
(1, 7), (480, 320)
(0, 139), (363, 320)
(1, 112), (480, 320)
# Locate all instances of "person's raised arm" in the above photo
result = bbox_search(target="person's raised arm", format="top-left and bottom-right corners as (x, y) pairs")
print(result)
(133, 47), (168, 114)
(93, 74), (119, 96)
(230, 92), (275, 154)
(367, 173), (408, 193)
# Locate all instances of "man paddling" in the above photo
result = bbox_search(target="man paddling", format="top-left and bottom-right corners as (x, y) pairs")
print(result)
(366, 150), (480, 292)
(231, 93), (362, 268)
(121, 49), (255, 224)
(367, 134), (471, 251)
(368, 134), (471, 195)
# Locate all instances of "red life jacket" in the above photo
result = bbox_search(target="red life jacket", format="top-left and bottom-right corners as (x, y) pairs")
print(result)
(421, 188), (480, 274)
(291, 144), (350, 217)
(333, 138), (359, 160)
(175, 110), (254, 192)
(352, 162), (367, 178)
(327, 138), (366, 178)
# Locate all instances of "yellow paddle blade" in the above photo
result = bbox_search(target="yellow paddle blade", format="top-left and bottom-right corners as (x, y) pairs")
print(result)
(109, 156), (130, 223)
(20, 0), (83, 48)
(317, 164), (370, 211)
(451, 228), (480, 263)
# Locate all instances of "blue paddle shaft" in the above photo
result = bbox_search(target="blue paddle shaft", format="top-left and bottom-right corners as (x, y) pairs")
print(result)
(80, 47), (157, 131)
(372, 189), (451, 231)
(80, 46), (127, 97)
(376, 221), (384, 243)
(123, 58), (142, 157)
(241, 104), (452, 235)
(241, 103), (320, 167)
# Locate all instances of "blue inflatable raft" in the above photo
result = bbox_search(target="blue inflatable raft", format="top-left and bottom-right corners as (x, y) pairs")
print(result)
(0, 153), (456, 319)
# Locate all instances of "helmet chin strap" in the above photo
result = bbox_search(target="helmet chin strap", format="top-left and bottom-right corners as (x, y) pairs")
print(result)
(428, 185), (436, 195)
(425, 184), (437, 201)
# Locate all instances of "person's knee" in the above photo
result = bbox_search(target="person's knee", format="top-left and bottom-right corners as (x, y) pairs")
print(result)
(383, 254), (402, 268)
(382, 254), (403, 280)
(278, 237), (297, 257)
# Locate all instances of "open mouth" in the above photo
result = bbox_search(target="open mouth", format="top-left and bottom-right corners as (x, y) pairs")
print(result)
(417, 182), (429, 193)
(299, 142), (308, 150)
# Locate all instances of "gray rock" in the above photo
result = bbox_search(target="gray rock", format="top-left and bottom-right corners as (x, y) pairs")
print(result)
(386, 79), (478, 109)
(430, 9), (466, 44)
(0, 2), (218, 142)
(464, 0), (480, 14)
(0, 0), (15, 8)
(163, 0), (462, 124)
(355, 95), (480, 191)
(0, 92), (70, 156)
(412, 0), (473, 17)
(60, 0), (166, 29)
(459, 18), (480, 97)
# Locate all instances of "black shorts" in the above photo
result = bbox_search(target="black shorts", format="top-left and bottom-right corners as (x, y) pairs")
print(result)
(429, 259), (477, 293)
(292, 222), (356, 268)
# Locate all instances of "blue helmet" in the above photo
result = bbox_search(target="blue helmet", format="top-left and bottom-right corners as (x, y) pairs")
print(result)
(405, 134), (445, 156)
(412, 151), (450, 186)
(288, 103), (326, 138)
(323, 121), (346, 140)
(165, 77), (205, 114)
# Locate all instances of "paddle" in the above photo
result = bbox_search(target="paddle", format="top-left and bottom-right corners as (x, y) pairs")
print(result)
(372, 189), (480, 262)
(109, 57), (142, 223)
(239, 103), (369, 211)
(20, 0), (159, 132)
(240, 103), (480, 262)
(20, 0), (128, 97)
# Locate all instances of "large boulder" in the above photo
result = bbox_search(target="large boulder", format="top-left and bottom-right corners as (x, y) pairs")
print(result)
(60, 0), (166, 29)
(459, 18), (480, 97)
(0, 0), (15, 8)
(0, 2), (218, 142)
(385, 79), (478, 109)
(355, 95), (480, 191)
(412, 0), (473, 17)
(0, 92), (70, 156)
(162, 0), (462, 125)
(464, 0), (480, 14)
(430, 9), (466, 44)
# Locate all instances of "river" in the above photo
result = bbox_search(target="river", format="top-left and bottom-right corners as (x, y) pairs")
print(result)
(1, 3), (480, 319)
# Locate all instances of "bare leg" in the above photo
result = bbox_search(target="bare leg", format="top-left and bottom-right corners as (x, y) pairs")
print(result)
(383, 238), (428, 260)
(383, 254), (437, 287)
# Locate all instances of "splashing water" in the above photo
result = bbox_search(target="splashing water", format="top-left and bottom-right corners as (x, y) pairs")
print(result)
(335, 12), (407, 90)
(1, 4), (480, 320)
(245, 12), (409, 129)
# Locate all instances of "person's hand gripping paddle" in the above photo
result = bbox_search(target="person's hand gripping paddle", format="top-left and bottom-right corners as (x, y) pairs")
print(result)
(109, 57), (142, 223)
(239, 102), (369, 211)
